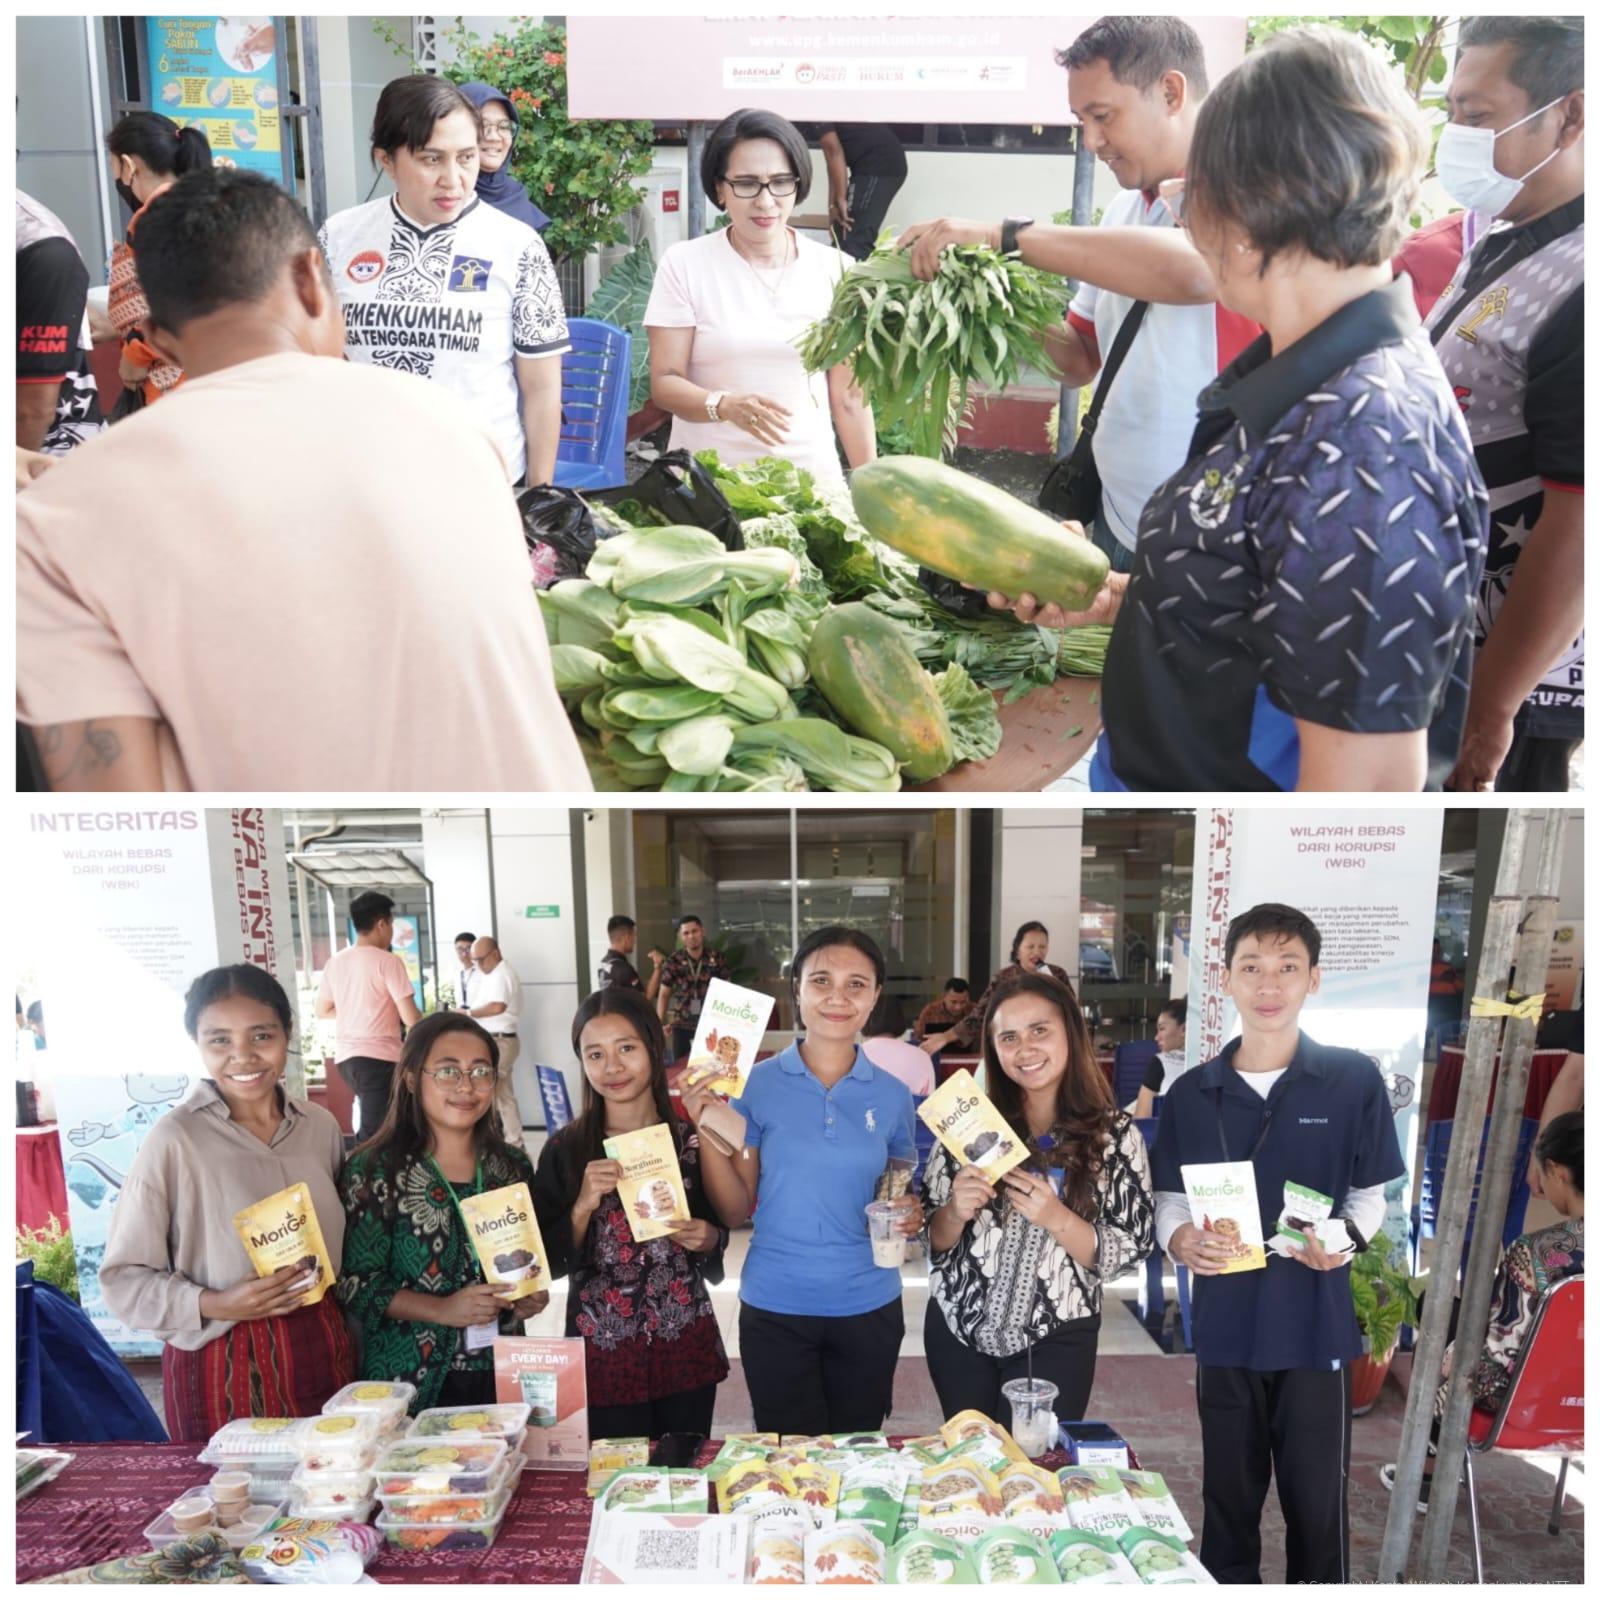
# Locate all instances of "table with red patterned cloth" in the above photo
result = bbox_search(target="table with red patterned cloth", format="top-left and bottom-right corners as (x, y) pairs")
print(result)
(16, 1125), (70, 1235)
(15, 1437), (1090, 1583)
(1426, 1048), (1571, 1126)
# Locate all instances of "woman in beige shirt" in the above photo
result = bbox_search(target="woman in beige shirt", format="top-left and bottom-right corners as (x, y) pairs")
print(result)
(100, 966), (354, 1441)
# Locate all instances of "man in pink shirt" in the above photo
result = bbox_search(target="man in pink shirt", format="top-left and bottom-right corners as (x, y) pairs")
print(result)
(316, 891), (421, 1136)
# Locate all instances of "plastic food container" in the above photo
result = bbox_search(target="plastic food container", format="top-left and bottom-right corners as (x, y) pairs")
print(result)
(375, 1453), (518, 1523)
(143, 1484), (288, 1553)
(199, 1417), (308, 1464)
(294, 1413), (382, 1470)
(286, 1491), (378, 1524)
(374, 1487), (512, 1552)
(374, 1439), (509, 1497)
(406, 1403), (530, 1445)
(322, 1381), (417, 1435)
(289, 1464), (377, 1507)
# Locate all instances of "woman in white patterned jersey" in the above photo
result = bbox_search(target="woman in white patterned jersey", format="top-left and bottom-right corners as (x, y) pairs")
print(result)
(318, 75), (570, 485)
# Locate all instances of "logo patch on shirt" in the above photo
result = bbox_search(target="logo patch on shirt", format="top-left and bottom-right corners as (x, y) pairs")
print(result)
(448, 254), (493, 292)
(1189, 455), (1249, 531)
(865, 1109), (877, 1132)
(346, 250), (384, 285)
(1298, 1116), (1330, 1125)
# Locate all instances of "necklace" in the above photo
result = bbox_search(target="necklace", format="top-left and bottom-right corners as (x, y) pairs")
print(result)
(727, 227), (795, 302)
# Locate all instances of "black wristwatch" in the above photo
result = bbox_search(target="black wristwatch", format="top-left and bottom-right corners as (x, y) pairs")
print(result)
(1000, 216), (1035, 256)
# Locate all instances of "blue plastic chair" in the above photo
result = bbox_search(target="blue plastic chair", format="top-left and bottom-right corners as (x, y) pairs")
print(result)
(553, 317), (631, 491)
(1413, 1115), (1540, 1273)
(1113, 1040), (1160, 1107)
(535, 1064), (575, 1133)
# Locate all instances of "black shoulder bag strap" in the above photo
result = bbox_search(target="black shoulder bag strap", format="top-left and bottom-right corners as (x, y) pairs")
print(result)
(1038, 299), (1150, 524)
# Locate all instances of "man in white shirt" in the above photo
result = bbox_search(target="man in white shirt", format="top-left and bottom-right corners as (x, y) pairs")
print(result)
(452, 931), (476, 1011)
(468, 935), (524, 1151)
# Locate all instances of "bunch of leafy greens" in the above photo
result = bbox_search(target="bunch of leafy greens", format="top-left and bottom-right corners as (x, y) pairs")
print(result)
(795, 239), (1068, 458)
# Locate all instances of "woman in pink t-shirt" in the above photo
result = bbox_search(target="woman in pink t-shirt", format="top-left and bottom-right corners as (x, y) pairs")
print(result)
(644, 108), (875, 486)
(860, 994), (935, 1100)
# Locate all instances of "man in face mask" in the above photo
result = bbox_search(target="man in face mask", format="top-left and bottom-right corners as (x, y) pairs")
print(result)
(1422, 16), (1584, 793)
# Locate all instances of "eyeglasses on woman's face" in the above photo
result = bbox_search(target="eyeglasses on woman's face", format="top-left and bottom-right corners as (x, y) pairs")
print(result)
(724, 175), (799, 199)
(480, 120), (515, 140)
(421, 1063), (499, 1087)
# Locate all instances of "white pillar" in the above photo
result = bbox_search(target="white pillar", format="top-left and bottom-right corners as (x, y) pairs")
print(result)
(420, 809), (493, 1002)
(996, 809), (1085, 986)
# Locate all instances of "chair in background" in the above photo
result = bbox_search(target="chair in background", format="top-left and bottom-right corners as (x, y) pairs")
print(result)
(1133, 1112), (1192, 1352)
(1113, 1040), (1160, 1108)
(535, 1064), (575, 1134)
(1462, 1274), (1584, 1581)
(552, 318), (631, 491)
(1413, 1115), (1540, 1273)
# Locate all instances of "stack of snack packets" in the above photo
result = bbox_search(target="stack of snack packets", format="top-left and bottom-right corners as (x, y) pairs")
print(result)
(1060, 1466), (1140, 1539)
(586, 1437), (649, 1498)
(971, 1526), (1060, 1583)
(1115, 1471), (1193, 1542)
(723, 1462), (795, 1515)
(1050, 1527), (1144, 1585)
(1119, 1527), (1217, 1583)
(598, 1466), (675, 1514)
(919, 1458), (1003, 1523)
(707, 1438), (772, 1507)
(836, 1457), (911, 1547)
(804, 1522), (886, 1584)
(746, 1502), (812, 1584)
(886, 1529), (977, 1584)
(826, 1433), (888, 1451)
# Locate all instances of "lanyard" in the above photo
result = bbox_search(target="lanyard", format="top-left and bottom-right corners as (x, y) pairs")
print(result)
(1214, 1077), (1291, 1164)
(427, 1156), (485, 1263)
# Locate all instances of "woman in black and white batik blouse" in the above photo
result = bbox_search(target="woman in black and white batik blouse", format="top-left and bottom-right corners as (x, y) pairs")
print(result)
(922, 967), (1154, 1427)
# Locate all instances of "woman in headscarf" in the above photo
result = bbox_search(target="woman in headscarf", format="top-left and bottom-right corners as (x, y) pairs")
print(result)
(457, 80), (551, 234)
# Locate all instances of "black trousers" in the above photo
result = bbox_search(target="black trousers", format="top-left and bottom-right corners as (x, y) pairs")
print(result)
(1196, 1363), (1352, 1584)
(1495, 715), (1579, 792)
(435, 1368), (498, 1406)
(923, 1297), (1100, 1425)
(837, 171), (907, 260)
(670, 1025), (695, 1063)
(337, 1055), (397, 1138)
(588, 1382), (719, 1442)
(739, 1300), (904, 1434)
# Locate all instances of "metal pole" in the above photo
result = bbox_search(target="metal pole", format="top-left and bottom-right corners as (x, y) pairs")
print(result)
(686, 120), (708, 240)
(1057, 130), (1098, 457)
(298, 15), (327, 227)
(1418, 809), (1568, 1580)
(1376, 808), (1530, 1582)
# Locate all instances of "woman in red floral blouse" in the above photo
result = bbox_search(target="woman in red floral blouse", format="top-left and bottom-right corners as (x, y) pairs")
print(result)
(533, 987), (730, 1437)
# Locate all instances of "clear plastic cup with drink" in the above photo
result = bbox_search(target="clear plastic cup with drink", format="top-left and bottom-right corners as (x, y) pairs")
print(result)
(865, 1200), (908, 1268)
(1001, 1376), (1059, 1458)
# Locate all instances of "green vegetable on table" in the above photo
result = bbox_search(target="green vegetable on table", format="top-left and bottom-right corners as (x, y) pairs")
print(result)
(796, 239), (1067, 459)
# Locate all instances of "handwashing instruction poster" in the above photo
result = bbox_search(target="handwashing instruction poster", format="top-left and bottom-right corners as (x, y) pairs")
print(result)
(146, 17), (283, 175)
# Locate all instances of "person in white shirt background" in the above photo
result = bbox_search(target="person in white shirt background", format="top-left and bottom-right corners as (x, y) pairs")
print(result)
(466, 935), (525, 1153)
(645, 107), (875, 487)
(1133, 997), (1188, 1118)
(317, 74), (569, 486)
(452, 931), (476, 1011)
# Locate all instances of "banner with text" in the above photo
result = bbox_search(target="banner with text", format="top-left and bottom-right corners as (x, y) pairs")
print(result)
(1186, 809), (1444, 1258)
(569, 14), (1248, 122)
(146, 16), (286, 178)
(23, 808), (296, 1355)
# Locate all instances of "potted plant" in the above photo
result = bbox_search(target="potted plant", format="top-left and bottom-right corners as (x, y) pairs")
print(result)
(1348, 1246), (1422, 1414)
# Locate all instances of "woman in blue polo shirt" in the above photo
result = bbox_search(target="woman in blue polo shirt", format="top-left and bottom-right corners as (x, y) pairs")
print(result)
(996, 29), (1490, 793)
(683, 926), (921, 1434)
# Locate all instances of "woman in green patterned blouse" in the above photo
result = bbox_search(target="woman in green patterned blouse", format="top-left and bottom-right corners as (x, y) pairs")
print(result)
(338, 1011), (549, 1412)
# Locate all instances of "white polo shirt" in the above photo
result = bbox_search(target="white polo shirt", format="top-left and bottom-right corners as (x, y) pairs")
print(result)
(1067, 186), (1261, 552)
(318, 195), (569, 483)
(474, 959), (522, 1035)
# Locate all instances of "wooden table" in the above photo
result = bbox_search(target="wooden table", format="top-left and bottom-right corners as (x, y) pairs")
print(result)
(915, 676), (1102, 792)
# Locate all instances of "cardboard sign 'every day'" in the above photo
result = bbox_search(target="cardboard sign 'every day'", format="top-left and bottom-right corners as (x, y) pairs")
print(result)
(680, 978), (774, 1097)
(918, 1070), (1028, 1180)
(493, 1336), (587, 1469)
(604, 1122), (691, 1241)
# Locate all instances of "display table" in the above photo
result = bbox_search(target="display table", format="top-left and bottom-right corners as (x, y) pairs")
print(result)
(1427, 1047), (1570, 1126)
(915, 677), (1102, 792)
(16, 1124), (70, 1235)
(16, 1436), (1089, 1584)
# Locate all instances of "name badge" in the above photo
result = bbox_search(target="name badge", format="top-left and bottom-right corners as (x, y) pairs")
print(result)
(464, 1320), (498, 1352)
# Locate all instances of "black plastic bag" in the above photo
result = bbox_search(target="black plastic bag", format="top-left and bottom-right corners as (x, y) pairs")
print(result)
(517, 484), (613, 589)
(588, 449), (744, 550)
(916, 565), (992, 619)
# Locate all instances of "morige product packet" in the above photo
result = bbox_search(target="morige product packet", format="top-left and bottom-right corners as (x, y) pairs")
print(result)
(1179, 1161), (1266, 1274)
(604, 1123), (691, 1242)
(459, 1183), (551, 1299)
(918, 1070), (1028, 1181)
(493, 1337), (587, 1469)
(680, 979), (774, 1097)
(233, 1184), (335, 1307)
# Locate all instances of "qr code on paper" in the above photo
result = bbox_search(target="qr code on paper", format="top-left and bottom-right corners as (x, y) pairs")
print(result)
(634, 1527), (702, 1572)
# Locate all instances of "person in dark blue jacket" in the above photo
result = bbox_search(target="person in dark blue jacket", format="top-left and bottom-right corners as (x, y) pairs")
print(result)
(457, 80), (551, 234)
(1151, 902), (1404, 1583)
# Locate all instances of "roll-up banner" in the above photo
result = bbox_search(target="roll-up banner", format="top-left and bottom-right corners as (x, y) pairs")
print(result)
(1186, 809), (1444, 1259)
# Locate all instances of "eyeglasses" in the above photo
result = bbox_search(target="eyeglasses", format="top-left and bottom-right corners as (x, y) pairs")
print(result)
(724, 175), (799, 199)
(422, 1064), (498, 1086)
(480, 120), (515, 138)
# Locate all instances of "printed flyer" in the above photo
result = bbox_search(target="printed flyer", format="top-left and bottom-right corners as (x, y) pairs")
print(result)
(494, 1336), (587, 1469)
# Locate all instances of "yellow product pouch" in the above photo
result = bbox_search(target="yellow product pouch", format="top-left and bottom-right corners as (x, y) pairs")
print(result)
(789, 1462), (841, 1513)
(919, 1459), (1003, 1520)
(998, 1460), (1067, 1517)
(232, 1184), (334, 1307)
(939, 1409), (1027, 1465)
(457, 1182), (550, 1299)
(918, 1071), (1027, 1180)
(603, 1123), (690, 1242)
